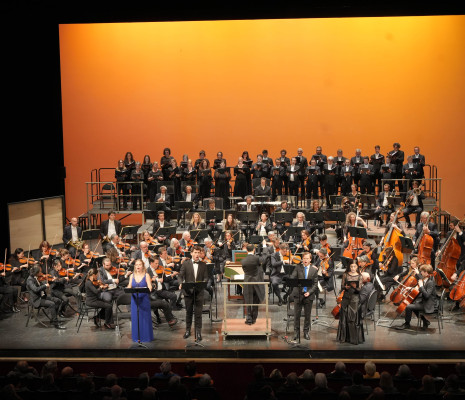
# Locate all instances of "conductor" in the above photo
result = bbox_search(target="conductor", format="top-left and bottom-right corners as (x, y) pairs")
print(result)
(241, 244), (265, 325)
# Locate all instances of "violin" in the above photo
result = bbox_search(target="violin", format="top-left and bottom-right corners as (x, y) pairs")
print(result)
(58, 269), (75, 277)
(331, 290), (345, 319)
(109, 265), (126, 276)
(19, 257), (36, 266)
(91, 279), (108, 289)
(167, 255), (183, 264)
(185, 239), (198, 249)
(283, 253), (302, 264)
(85, 251), (101, 259)
(43, 249), (58, 256)
(65, 258), (81, 267)
(117, 256), (129, 264)
(37, 272), (54, 283)
(155, 265), (172, 276)
(0, 263), (12, 272)
(117, 242), (131, 251)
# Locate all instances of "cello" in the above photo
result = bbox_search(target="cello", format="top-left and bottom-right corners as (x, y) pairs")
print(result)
(414, 207), (438, 265)
(435, 216), (465, 288)
(378, 202), (406, 268)
(343, 204), (365, 260)
(450, 270), (465, 302)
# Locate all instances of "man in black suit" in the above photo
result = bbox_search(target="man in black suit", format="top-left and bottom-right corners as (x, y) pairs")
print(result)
(154, 185), (171, 210)
(152, 211), (172, 245)
(402, 155), (421, 195)
(311, 146), (327, 199)
(271, 158), (285, 199)
(290, 252), (318, 340)
(287, 157), (300, 198)
(388, 142), (404, 190)
(254, 177), (271, 197)
(296, 148), (308, 200)
(323, 157), (337, 208)
(350, 149), (363, 187)
(178, 246), (208, 341)
(62, 217), (82, 257)
(26, 265), (65, 329)
(396, 264), (437, 330)
(359, 272), (375, 318)
(100, 210), (122, 253)
(182, 185), (198, 205)
(270, 243), (293, 306)
(359, 156), (374, 195)
(411, 146), (426, 179)
(240, 196), (258, 212)
(341, 370), (373, 398)
(339, 158), (353, 196)
(278, 149), (291, 195)
(370, 145), (385, 193)
(373, 184), (394, 226)
(241, 244), (265, 325)
(402, 180), (425, 227)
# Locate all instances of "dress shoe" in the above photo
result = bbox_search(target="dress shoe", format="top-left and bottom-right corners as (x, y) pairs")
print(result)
(104, 323), (115, 330)
(12, 306), (21, 313)
(59, 312), (67, 319)
(422, 318), (431, 329)
(283, 294), (288, 302)
(245, 319), (253, 325)
(396, 322), (410, 330)
(93, 316), (101, 327)
(293, 332), (300, 341)
(183, 330), (191, 339)
(278, 299), (283, 307)
(54, 323), (66, 330)
(168, 318), (178, 327)
(251, 319), (257, 324)
(304, 332), (310, 340)
(196, 332), (202, 341)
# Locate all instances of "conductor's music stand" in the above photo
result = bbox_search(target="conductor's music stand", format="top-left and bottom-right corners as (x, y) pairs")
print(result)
(283, 278), (315, 349)
(124, 287), (151, 348)
(182, 281), (208, 348)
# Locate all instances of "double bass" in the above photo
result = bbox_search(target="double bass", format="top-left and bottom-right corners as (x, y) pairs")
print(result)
(435, 216), (465, 288)
(414, 207), (438, 265)
(378, 202), (405, 268)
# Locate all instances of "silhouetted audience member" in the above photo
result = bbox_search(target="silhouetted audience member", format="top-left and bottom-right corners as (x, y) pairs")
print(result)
(379, 372), (398, 394)
(153, 361), (179, 379)
(440, 374), (465, 396)
(456, 362), (465, 386)
(61, 366), (74, 378)
(342, 370), (373, 397)
(417, 374), (436, 394)
(428, 363), (444, 383)
(41, 361), (58, 378)
(269, 369), (283, 380)
(39, 373), (60, 392)
(299, 369), (314, 380)
(327, 362), (351, 380)
(9, 361), (38, 379)
(364, 361), (380, 379)
(164, 375), (189, 399)
(338, 391), (351, 400)
(367, 387), (385, 400)
(103, 384), (126, 400)
(277, 372), (304, 395)
(142, 386), (157, 400)
(311, 373), (335, 395)
(247, 364), (268, 399)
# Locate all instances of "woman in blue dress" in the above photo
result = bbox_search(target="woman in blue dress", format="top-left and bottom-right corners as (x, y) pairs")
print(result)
(127, 259), (154, 342)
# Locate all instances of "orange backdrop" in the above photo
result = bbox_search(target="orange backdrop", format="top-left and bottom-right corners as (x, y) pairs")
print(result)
(59, 16), (465, 221)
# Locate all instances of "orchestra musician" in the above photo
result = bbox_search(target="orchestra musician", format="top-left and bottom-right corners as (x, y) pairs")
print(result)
(206, 199), (222, 241)
(395, 264), (437, 330)
(350, 149), (363, 187)
(295, 229), (312, 253)
(278, 150), (291, 195)
(270, 243), (293, 306)
(152, 211), (172, 245)
(374, 184), (394, 226)
(255, 212), (273, 236)
(388, 142), (404, 190)
(154, 185), (171, 211)
(359, 272), (376, 318)
(78, 242), (94, 274)
(241, 195), (257, 212)
(36, 240), (55, 274)
(323, 156), (337, 208)
(147, 161), (164, 203)
(254, 177), (271, 197)
(0, 264), (20, 313)
(370, 145), (385, 193)
(130, 161), (144, 210)
(160, 147), (174, 180)
(308, 200), (325, 238)
(271, 158), (285, 199)
(402, 155), (421, 196)
(85, 268), (115, 329)
(290, 252), (318, 341)
(359, 156), (374, 195)
(115, 159), (129, 209)
(178, 246), (208, 341)
(315, 234), (332, 256)
(311, 146), (327, 199)
(413, 211), (439, 266)
(411, 146), (426, 179)
(233, 157), (249, 198)
(314, 248), (334, 307)
(101, 210), (122, 253)
(62, 217), (82, 257)
(402, 180), (425, 228)
(217, 230), (237, 277)
(287, 157), (300, 198)
(26, 265), (65, 329)
(179, 231), (196, 251)
(98, 257), (126, 305)
(339, 159), (354, 196)
(50, 259), (80, 317)
(296, 148), (308, 200)
(188, 212), (205, 231)
(214, 160), (231, 208)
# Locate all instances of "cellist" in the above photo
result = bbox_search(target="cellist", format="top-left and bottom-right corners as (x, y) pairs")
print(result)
(413, 211), (439, 267)
(395, 264), (437, 331)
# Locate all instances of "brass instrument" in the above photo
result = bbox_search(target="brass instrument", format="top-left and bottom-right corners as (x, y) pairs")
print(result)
(68, 240), (84, 250)
(413, 187), (421, 196)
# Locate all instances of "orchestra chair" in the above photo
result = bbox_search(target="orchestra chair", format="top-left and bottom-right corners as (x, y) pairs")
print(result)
(361, 289), (378, 334)
(415, 288), (445, 334)
(25, 292), (50, 328)
(115, 293), (131, 332)
(75, 291), (101, 333)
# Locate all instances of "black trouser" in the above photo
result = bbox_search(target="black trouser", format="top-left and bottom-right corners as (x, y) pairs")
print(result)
(299, 176), (306, 200)
(117, 182), (128, 208)
(360, 177), (373, 194)
(150, 298), (174, 322)
(156, 289), (177, 309)
(405, 302), (427, 324)
(374, 207), (391, 222)
(244, 286), (260, 323)
(271, 274), (287, 301)
(271, 179), (282, 200)
(184, 292), (204, 332)
(294, 296), (313, 333)
(86, 299), (113, 324)
(0, 285), (17, 309)
(325, 183), (336, 208)
(402, 206), (422, 226)
(40, 296), (61, 323)
(289, 180), (299, 198)
(51, 287), (76, 312)
(306, 176), (319, 199)
(132, 184), (143, 210)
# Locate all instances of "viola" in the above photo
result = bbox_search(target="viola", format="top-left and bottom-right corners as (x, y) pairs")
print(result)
(283, 254), (301, 264)
(43, 249), (58, 257)
(37, 273), (54, 282)
(167, 255), (182, 264)
(117, 256), (129, 264)
(58, 269), (75, 277)
(155, 265), (172, 276)
(449, 270), (465, 302)
(0, 263), (12, 272)
(109, 266), (126, 276)
(85, 251), (101, 259)
(92, 279), (108, 289)
(65, 259), (81, 267)
(117, 242), (131, 251)
(19, 257), (36, 266)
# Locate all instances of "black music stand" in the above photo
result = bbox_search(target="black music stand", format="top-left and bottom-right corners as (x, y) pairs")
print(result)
(287, 226), (304, 242)
(361, 194), (376, 208)
(400, 236), (414, 254)
(284, 278), (314, 348)
(237, 211), (259, 240)
(82, 229), (100, 241)
(306, 212), (324, 225)
(323, 210), (345, 224)
(273, 212), (293, 225)
(147, 202), (168, 212)
(182, 281), (208, 348)
(124, 287), (151, 348)
(206, 210), (223, 224)
(121, 225), (140, 239)
(387, 196), (403, 207)
(157, 227), (176, 240)
(206, 263), (221, 323)
(175, 201), (194, 228)
(249, 235), (264, 245)
(190, 229), (209, 242)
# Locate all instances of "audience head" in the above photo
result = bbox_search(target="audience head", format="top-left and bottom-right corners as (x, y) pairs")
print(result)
(368, 387), (385, 400)
(351, 370), (363, 385)
(315, 373), (328, 388)
(335, 361), (346, 374)
(445, 374), (460, 390)
(379, 372), (393, 389)
(138, 372), (150, 390)
(428, 363), (441, 378)
(105, 374), (118, 387)
(299, 369), (314, 380)
(397, 364), (412, 379)
(269, 369), (283, 379)
(110, 385), (123, 399)
(142, 387), (157, 400)
(364, 361), (377, 377)
(253, 365), (265, 381)
(160, 362), (172, 375)
(168, 375), (180, 388)
(61, 366), (74, 378)
(199, 374), (212, 387)
(456, 362), (465, 376)
(285, 372), (298, 386)
(421, 374), (435, 393)
(184, 361), (197, 377)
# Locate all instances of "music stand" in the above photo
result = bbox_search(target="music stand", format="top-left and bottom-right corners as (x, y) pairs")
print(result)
(190, 229), (209, 242)
(361, 194), (376, 208)
(206, 263), (221, 322)
(237, 211), (259, 240)
(387, 196), (403, 207)
(400, 236), (414, 254)
(206, 210), (223, 224)
(324, 210), (345, 224)
(273, 212), (293, 225)
(287, 226), (304, 241)
(182, 281), (208, 348)
(121, 225), (141, 238)
(124, 287), (151, 348)
(157, 227), (176, 239)
(284, 278), (314, 348)
(175, 201), (194, 228)
(147, 201), (168, 212)
(249, 235), (264, 245)
(306, 212), (324, 225)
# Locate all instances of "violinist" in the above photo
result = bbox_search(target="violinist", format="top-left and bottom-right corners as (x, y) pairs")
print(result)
(402, 180), (425, 228)
(188, 212), (205, 231)
(290, 252), (318, 341)
(0, 264), (19, 313)
(168, 158), (182, 201)
(359, 272), (375, 318)
(315, 248), (334, 307)
(115, 159), (129, 209)
(323, 156), (337, 208)
(217, 230), (237, 277)
(411, 146), (426, 179)
(213, 151), (227, 170)
(183, 159), (197, 183)
(160, 147), (174, 180)
(395, 264), (436, 330)
(356, 255), (373, 280)
(167, 238), (185, 263)
(374, 184), (394, 227)
(85, 268), (114, 329)
(7, 248), (29, 290)
(339, 159), (354, 196)
(254, 177), (271, 197)
(26, 265), (65, 329)
(380, 155), (396, 190)
(36, 240), (55, 273)
(287, 157), (300, 198)
(147, 256), (178, 314)
(306, 159), (321, 201)
(233, 157), (249, 198)
(388, 142), (404, 189)
(101, 210), (122, 253)
(271, 157), (285, 199)
(98, 258), (125, 303)
(350, 149), (363, 187)
(180, 231), (197, 252)
(370, 145), (385, 193)
(308, 200), (325, 238)
(183, 185), (198, 206)
(141, 155), (152, 200)
(154, 186), (171, 211)
(413, 211), (439, 266)
(132, 241), (153, 270)
(158, 246), (181, 300)
(315, 234), (332, 256)
(152, 211), (172, 245)
(214, 161), (230, 207)
(359, 156), (374, 195)
(62, 217), (82, 257)
(147, 161), (163, 202)
(270, 243), (293, 306)
(141, 230), (158, 247)
(130, 161), (144, 210)
(198, 159), (212, 200)
(358, 241), (377, 274)
(256, 212), (272, 237)
(295, 230), (312, 253)
(50, 259), (80, 317)
(199, 248), (214, 298)
(78, 242), (95, 273)
(337, 262), (364, 345)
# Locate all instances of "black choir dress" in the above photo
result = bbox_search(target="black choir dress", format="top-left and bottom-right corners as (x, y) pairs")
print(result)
(215, 168), (231, 208)
(234, 165), (250, 198)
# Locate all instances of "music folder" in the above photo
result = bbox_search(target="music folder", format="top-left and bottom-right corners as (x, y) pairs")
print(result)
(206, 210), (223, 222)
(284, 278), (314, 290)
(348, 226), (367, 239)
(157, 226), (176, 237)
(174, 201), (193, 210)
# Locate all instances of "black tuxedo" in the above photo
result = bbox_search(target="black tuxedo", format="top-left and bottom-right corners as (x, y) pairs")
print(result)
(411, 153), (426, 178)
(359, 163), (374, 194)
(240, 204), (258, 212)
(241, 254), (265, 322)
(182, 192), (198, 204)
(404, 275), (437, 324)
(306, 166), (321, 199)
(154, 193), (171, 208)
(254, 185), (271, 196)
(178, 259), (208, 332)
(152, 220), (172, 243)
(100, 219), (122, 252)
(290, 264), (318, 334)
(323, 164), (337, 207)
(286, 165), (300, 197)
(296, 155), (308, 198)
(339, 165), (354, 195)
(26, 275), (61, 323)
(62, 225), (82, 256)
